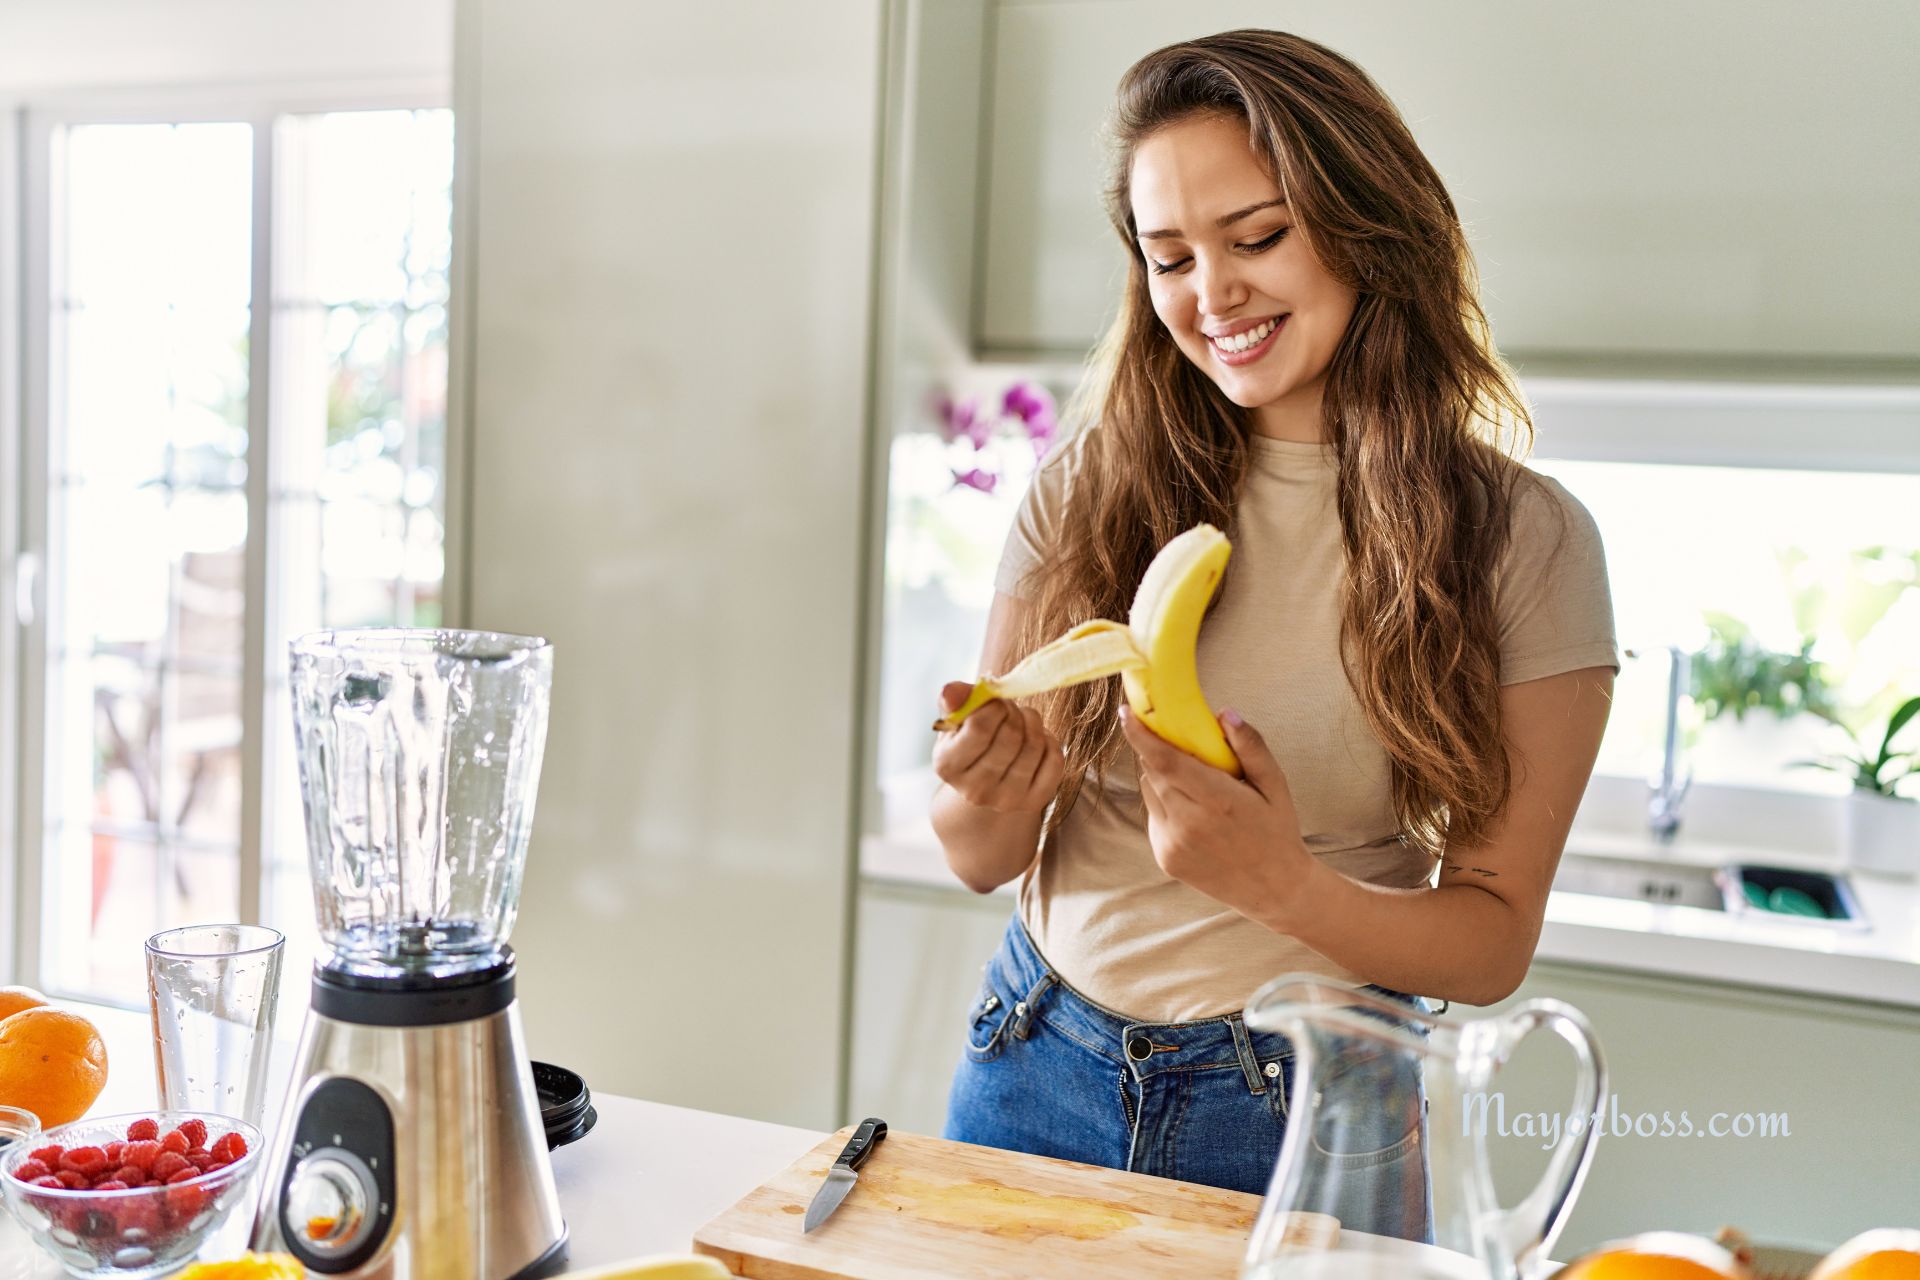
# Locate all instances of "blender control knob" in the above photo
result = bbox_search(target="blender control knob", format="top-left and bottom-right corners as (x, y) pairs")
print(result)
(284, 1148), (377, 1258)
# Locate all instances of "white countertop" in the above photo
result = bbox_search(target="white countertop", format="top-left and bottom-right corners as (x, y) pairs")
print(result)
(3, 1005), (827, 1276)
(861, 809), (1920, 1012)
(551, 1097), (824, 1268)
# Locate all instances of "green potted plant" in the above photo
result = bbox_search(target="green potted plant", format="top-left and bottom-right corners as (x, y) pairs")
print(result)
(1683, 613), (1841, 779)
(1790, 694), (1920, 878)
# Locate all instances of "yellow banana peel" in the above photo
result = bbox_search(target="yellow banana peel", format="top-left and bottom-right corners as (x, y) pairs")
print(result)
(176, 1251), (731, 1280)
(935, 524), (1240, 774)
(563, 1256), (734, 1280)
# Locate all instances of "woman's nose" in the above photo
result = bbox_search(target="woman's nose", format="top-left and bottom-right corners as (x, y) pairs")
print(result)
(1190, 251), (1249, 316)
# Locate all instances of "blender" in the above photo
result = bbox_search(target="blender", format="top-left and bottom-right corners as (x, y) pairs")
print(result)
(253, 629), (568, 1278)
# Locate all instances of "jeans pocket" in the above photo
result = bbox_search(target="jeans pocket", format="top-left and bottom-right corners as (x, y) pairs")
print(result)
(1307, 1050), (1426, 1168)
(963, 982), (1015, 1063)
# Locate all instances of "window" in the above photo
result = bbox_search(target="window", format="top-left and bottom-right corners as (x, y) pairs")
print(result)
(19, 101), (454, 1007)
(1532, 458), (1920, 797)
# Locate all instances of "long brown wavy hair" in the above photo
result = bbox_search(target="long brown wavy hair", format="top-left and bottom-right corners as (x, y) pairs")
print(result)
(1017, 29), (1545, 861)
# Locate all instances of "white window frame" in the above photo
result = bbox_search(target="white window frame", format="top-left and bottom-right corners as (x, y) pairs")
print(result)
(6, 78), (461, 998)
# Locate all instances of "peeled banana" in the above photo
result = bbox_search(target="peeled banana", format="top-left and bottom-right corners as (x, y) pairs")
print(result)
(935, 524), (1241, 775)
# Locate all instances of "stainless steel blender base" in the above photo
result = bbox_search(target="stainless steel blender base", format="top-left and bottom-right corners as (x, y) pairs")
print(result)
(253, 993), (567, 1279)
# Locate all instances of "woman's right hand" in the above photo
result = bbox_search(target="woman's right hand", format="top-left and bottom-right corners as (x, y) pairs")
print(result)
(932, 682), (1065, 814)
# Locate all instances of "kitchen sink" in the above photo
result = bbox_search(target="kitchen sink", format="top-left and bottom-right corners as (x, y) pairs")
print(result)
(1552, 852), (1869, 929)
(1553, 853), (1727, 911)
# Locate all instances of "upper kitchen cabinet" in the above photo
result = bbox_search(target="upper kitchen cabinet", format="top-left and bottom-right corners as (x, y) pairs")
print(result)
(972, 1), (1920, 372)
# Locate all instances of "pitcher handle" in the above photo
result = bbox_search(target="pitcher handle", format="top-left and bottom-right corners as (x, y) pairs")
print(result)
(1489, 998), (1607, 1278)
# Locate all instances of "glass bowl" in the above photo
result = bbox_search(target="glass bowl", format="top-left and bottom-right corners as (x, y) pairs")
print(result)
(0, 1111), (262, 1279)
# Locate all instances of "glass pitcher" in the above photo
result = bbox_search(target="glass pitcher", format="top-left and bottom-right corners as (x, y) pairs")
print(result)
(289, 628), (553, 979)
(1241, 976), (1605, 1280)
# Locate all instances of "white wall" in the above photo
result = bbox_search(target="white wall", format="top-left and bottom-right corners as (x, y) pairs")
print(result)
(0, 1), (451, 96)
(459, 0), (885, 1128)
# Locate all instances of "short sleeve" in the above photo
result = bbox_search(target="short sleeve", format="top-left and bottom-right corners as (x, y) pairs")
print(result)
(1495, 473), (1621, 685)
(993, 431), (1085, 599)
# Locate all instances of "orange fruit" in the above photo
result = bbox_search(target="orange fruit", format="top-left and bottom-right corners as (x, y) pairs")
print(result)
(178, 1255), (306, 1280)
(1811, 1230), (1920, 1280)
(1561, 1233), (1749, 1280)
(0, 1006), (109, 1128)
(0, 985), (49, 1021)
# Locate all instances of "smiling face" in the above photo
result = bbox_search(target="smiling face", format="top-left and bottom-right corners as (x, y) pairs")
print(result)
(1129, 112), (1358, 442)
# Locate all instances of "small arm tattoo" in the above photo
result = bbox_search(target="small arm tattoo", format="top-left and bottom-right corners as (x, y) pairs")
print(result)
(1439, 860), (1500, 878)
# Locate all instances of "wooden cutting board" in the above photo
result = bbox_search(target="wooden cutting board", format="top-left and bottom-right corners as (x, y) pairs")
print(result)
(691, 1126), (1265, 1279)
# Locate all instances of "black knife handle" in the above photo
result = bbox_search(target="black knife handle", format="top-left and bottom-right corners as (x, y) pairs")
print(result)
(835, 1118), (887, 1170)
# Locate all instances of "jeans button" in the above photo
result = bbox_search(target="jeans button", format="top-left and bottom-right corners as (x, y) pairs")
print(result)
(1264, 1061), (1281, 1079)
(1126, 1035), (1152, 1062)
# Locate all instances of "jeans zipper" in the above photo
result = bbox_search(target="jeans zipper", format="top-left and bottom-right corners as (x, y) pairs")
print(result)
(1117, 1070), (1137, 1130)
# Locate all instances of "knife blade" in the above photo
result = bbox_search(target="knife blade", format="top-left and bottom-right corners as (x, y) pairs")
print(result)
(802, 1117), (887, 1233)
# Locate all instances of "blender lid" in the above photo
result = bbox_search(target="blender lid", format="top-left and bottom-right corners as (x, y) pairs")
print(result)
(532, 1060), (597, 1150)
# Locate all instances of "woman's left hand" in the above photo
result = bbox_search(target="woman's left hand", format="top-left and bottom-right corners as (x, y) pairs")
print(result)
(1120, 703), (1314, 926)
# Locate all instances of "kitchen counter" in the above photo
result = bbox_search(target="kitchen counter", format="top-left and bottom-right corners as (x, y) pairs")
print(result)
(6, 1005), (827, 1276)
(861, 815), (1920, 1011)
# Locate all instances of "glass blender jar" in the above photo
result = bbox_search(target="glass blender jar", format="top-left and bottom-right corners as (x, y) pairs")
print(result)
(254, 629), (568, 1279)
(290, 627), (552, 980)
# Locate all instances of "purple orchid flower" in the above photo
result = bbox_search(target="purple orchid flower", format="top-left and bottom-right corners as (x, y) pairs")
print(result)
(933, 392), (980, 447)
(951, 467), (999, 495)
(1002, 381), (1054, 425)
(960, 406), (993, 451)
(1002, 380), (1058, 457)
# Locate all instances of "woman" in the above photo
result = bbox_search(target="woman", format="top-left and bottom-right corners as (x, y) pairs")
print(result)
(928, 29), (1618, 1235)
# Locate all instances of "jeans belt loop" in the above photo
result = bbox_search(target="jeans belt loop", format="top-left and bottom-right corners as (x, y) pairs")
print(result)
(1010, 972), (1055, 1040)
(1227, 1013), (1268, 1095)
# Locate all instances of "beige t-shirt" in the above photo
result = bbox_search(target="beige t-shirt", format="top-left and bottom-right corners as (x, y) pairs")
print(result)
(994, 430), (1619, 1022)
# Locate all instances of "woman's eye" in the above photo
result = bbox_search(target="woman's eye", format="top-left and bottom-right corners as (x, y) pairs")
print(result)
(1147, 227), (1290, 276)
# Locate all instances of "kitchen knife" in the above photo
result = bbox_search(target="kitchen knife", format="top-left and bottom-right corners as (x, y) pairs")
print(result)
(801, 1117), (887, 1233)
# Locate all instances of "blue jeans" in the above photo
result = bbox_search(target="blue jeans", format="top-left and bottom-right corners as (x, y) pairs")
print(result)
(943, 914), (1435, 1240)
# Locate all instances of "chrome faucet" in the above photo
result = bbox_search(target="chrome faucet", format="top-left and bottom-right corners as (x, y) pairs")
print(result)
(1624, 644), (1693, 843)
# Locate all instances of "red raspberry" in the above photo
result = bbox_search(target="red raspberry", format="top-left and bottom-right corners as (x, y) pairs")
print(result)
(204, 1159), (231, 1176)
(30, 1175), (65, 1190)
(116, 1197), (163, 1237)
(93, 1179), (129, 1191)
(55, 1170), (90, 1190)
(125, 1117), (160, 1142)
(29, 1144), (64, 1166)
(159, 1129), (190, 1155)
(110, 1166), (147, 1187)
(164, 1166), (202, 1184)
(124, 1139), (161, 1171)
(187, 1151), (216, 1171)
(174, 1119), (209, 1149)
(164, 1179), (208, 1223)
(150, 1151), (192, 1182)
(104, 1140), (127, 1163)
(11, 1158), (52, 1182)
(211, 1131), (249, 1163)
(58, 1147), (107, 1177)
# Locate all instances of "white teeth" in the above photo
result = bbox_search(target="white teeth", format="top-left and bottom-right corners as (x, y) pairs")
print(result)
(1211, 317), (1278, 354)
